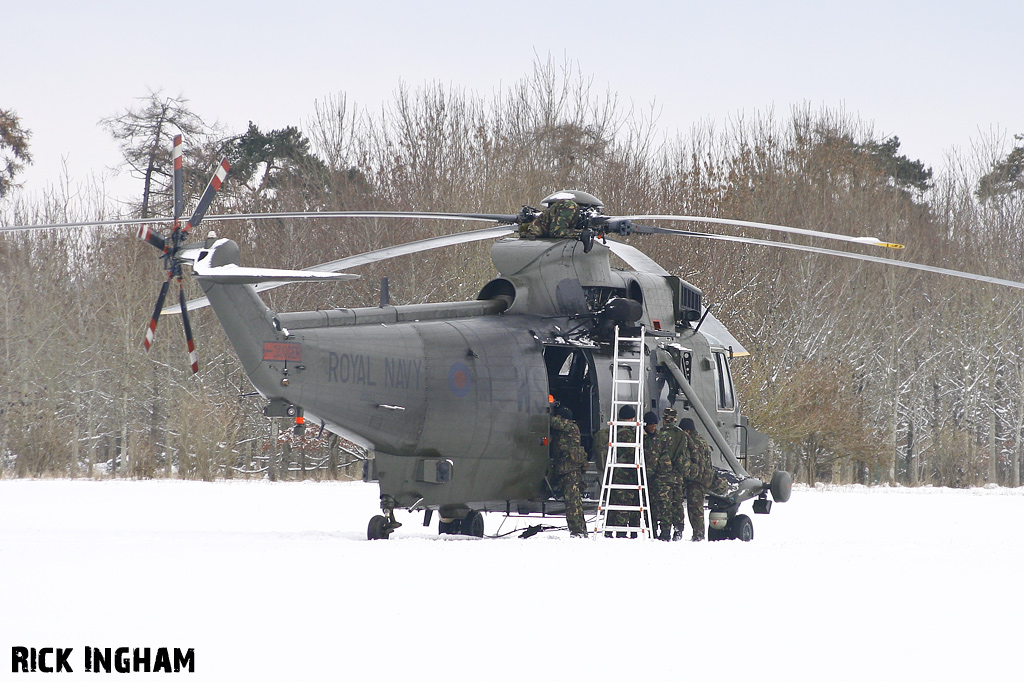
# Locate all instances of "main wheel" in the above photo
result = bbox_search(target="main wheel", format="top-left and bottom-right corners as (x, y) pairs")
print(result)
(438, 518), (462, 535)
(461, 510), (485, 537)
(730, 514), (754, 542)
(367, 515), (391, 540)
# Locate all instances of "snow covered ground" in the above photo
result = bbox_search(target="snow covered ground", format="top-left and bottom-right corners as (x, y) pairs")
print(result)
(1, 479), (1021, 680)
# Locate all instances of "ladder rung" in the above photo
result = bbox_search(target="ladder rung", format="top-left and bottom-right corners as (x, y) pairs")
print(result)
(599, 526), (651, 534)
(597, 325), (652, 537)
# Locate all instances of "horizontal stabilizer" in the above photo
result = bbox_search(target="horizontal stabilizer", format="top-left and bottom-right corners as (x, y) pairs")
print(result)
(192, 262), (360, 284)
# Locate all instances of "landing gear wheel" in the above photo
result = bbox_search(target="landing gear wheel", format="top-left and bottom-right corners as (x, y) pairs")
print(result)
(369, 495), (403, 540)
(367, 515), (391, 540)
(730, 514), (754, 542)
(438, 518), (462, 535)
(461, 510), (485, 537)
(708, 526), (729, 541)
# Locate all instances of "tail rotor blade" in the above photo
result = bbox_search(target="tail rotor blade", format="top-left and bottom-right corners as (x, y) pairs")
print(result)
(137, 224), (167, 252)
(173, 134), (184, 221)
(139, 138), (229, 374)
(179, 285), (199, 374)
(185, 158), (230, 235)
(144, 279), (172, 351)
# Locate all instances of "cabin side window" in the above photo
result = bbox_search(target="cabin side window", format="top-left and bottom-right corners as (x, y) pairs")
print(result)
(712, 351), (735, 411)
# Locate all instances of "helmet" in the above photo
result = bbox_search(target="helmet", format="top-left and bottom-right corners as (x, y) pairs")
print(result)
(540, 190), (605, 209)
(662, 407), (678, 419)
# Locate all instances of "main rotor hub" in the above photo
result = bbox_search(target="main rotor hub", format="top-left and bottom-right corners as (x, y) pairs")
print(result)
(540, 189), (605, 210)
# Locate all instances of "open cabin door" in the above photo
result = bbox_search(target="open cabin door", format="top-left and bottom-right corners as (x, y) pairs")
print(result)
(543, 345), (599, 458)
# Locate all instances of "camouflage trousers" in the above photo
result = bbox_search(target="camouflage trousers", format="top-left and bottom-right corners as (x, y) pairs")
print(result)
(558, 471), (586, 535)
(607, 467), (640, 531)
(649, 478), (673, 538)
(685, 482), (708, 540)
(669, 480), (686, 534)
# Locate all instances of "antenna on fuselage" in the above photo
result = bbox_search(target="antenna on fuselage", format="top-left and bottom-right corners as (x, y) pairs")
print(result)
(694, 305), (713, 334)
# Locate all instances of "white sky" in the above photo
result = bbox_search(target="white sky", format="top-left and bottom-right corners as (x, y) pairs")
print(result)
(3, 0), (1022, 202)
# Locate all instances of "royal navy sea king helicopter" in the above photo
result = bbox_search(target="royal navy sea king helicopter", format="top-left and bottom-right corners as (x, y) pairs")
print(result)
(11, 137), (1024, 540)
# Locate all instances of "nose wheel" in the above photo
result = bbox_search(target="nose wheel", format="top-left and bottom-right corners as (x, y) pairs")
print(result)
(708, 513), (754, 542)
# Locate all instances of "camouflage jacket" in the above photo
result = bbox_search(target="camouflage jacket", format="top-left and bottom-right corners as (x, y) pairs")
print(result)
(550, 415), (587, 477)
(646, 426), (685, 483)
(518, 199), (581, 239)
(678, 431), (713, 486)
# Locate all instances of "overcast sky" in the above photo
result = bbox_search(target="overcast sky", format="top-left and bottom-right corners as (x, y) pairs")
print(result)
(4, 0), (1021, 202)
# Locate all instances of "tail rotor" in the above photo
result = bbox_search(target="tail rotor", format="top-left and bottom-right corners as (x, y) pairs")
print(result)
(136, 133), (230, 373)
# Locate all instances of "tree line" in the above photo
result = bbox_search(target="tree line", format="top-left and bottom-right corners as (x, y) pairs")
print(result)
(2, 60), (1023, 487)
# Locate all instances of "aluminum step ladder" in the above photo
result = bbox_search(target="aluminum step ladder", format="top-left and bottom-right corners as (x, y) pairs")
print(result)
(595, 325), (652, 538)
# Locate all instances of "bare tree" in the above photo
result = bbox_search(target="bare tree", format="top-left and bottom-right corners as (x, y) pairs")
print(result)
(101, 90), (208, 218)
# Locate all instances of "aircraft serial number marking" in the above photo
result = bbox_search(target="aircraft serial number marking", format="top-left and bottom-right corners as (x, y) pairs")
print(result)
(263, 341), (302, 362)
(327, 352), (421, 389)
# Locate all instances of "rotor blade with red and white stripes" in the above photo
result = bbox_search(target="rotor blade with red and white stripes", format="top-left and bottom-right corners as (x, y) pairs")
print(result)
(183, 158), (230, 236)
(179, 285), (199, 374)
(144, 278), (172, 352)
(172, 134), (184, 222)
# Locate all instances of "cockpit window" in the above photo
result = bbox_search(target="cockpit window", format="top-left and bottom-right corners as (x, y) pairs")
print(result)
(713, 351), (735, 411)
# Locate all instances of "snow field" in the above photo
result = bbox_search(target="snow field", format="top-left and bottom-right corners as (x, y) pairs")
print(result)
(1, 479), (1021, 680)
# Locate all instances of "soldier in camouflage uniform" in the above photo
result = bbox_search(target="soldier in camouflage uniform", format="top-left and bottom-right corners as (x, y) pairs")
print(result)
(659, 405), (692, 540)
(550, 406), (588, 537)
(646, 409), (682, 541)
(678, 417), (714, 541)
(518, 198), (581, 239)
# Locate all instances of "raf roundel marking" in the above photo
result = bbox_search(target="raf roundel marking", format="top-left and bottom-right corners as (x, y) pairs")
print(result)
(448, 362), (472, 397)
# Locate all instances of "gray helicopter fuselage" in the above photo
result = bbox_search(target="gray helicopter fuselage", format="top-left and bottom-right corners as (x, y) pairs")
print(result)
(197, 236), (759, 517)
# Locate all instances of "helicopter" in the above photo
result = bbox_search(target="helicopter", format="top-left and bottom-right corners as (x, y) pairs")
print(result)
(9, 139), (1024, 541)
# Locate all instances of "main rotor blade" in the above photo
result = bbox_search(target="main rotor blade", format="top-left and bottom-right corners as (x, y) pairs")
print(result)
(622, 229), (1024, 290)
(604, 215), (905, 249)
(602, 240), (669, 275)
(164, 225), (515, 314)
(203, 210), (522, 224)
(603, 240), (746, 354)
(0, 210), (520, 233)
